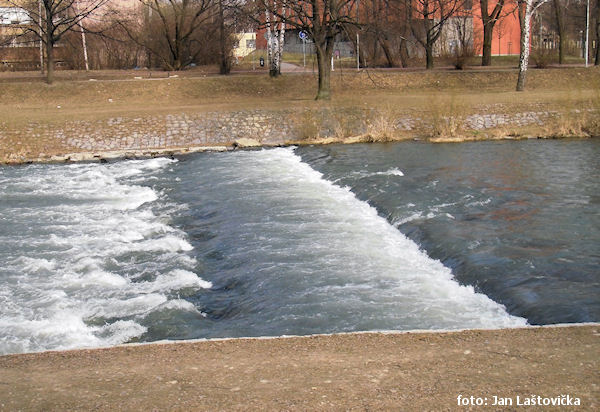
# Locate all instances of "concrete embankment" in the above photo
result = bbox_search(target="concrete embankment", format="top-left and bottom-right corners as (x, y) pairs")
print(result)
(0, 325), (598, 411)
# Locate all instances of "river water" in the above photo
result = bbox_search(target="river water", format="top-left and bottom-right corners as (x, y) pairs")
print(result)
(0, 140), (597, 354)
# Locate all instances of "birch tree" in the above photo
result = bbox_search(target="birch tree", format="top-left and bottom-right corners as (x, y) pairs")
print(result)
(516, 0), (548, 91)
(264, 1), (287, 77)
(407, 0), (465, 69)
(6, 0), (108, 84)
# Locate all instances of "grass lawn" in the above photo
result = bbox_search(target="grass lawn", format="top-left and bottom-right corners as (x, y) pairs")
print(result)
(0, 66), (598, 126)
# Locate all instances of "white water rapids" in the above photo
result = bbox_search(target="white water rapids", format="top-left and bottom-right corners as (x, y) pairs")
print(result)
(0, 148), (526, 355)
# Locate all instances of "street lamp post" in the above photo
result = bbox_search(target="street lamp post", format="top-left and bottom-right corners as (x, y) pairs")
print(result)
(585, 0), (590, 67)
(356, 33), (360, 71)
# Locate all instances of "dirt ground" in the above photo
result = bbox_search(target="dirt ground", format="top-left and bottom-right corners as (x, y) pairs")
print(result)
(0, 325), (598, 411)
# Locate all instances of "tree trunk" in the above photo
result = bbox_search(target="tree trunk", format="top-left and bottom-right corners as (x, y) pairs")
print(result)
(596, 0), (600, 65)
(45, 15), (54, 85)
(270, 37), (281, 77)
(425, 16), (434, 69)
(46, 41), (54, 84)
(265, 8), (281, 78)
(379, 38), (396, 67)
(348, 30), (368, 68)
(372, 37), (380, 65)
(516, 1), (531, 92)
(482, 22), (494, 66)
(399, 38), (409, 68)
(553, 0), (566, 64)
(315, 43), (333, 100)
(425, 44), (434, 69)
(480, 0), (505, 66)
(219, 0), (230, 75)
(399, 12), (411, 68)
(265, 8), (275, 77)
(275, 5), (286, 77)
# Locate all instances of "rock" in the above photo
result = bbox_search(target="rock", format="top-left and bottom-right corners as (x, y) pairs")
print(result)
(233, 138), (261, 148)
(50, 155), (68, 162)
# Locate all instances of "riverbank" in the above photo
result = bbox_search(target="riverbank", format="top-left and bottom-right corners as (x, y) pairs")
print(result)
(1, 324), (598, 410)
(1, 68), (598, 164)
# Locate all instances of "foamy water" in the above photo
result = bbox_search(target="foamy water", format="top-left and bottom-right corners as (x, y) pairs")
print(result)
(0, 159), (211, 354)
(0, 146), (552, 355)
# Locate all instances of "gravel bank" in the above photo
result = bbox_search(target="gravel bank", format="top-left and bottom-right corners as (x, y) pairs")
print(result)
(1, 325), (598, 411)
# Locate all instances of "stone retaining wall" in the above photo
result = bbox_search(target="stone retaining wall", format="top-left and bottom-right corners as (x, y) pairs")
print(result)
(0, 107), (565, 163)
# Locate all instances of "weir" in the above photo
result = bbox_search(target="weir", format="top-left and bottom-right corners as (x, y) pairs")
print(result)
(2, 140), (598, 355)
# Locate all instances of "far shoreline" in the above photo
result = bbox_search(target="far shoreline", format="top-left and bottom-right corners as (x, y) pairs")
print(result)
(1, 68), (598, 165)
(1, 133), (597, 167)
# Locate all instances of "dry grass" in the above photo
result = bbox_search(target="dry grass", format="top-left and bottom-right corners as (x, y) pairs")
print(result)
(543, 84), (600, 138)
(363, 115), (396, 142)
(362, 106), (399, 142)
(425, 93), (467, 138)
(1, 66), (597, 109)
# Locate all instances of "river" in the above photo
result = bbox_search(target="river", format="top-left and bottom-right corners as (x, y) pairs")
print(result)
(1, 140), (597, 354)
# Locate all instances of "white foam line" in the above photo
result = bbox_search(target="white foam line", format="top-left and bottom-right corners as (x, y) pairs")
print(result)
(124, 322), (600, 347)
(6, 323), (598, 357)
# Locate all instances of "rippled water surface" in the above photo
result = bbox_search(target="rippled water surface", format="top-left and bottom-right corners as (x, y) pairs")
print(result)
(1, 140), (597, 354)
(297, 140), (600, 325)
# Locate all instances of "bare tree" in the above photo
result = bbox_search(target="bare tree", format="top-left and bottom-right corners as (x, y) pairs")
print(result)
(516, 0), (549, 91)
(551, 0), (567, 64)
(358, 0), (399, 67)
(451, 8), (474, 68)
(218, 0), (236, 74)
(353, 0), (414, 68)
(6, 0), (108, 83)
(257, 0), (359, 100)
(116, 0), (219, 71)
(407, 0), (465, 69)
(479, 0), (506, 66)
(373, 0), (397, 67)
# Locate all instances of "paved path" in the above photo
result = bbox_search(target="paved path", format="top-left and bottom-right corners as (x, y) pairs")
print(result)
(1, 325), (598, 411)
(280, 62), (314, 73)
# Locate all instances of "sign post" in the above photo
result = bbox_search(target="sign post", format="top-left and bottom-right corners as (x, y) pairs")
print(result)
(299, 31), (307, 68)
